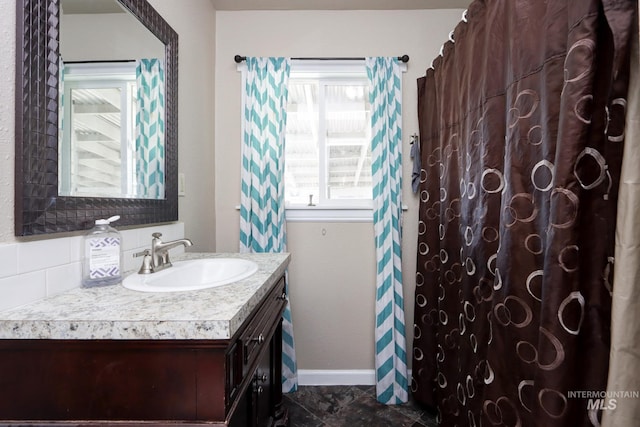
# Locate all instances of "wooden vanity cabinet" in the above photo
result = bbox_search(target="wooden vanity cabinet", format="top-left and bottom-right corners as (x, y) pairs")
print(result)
(228, 276), (289, 427)
(0, 276), (289, 427)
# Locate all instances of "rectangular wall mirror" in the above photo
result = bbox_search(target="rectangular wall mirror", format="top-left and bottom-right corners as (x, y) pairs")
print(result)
(15, 0), (178, 236)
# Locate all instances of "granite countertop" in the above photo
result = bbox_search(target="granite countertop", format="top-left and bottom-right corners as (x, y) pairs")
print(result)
(0, 252), (290, 341)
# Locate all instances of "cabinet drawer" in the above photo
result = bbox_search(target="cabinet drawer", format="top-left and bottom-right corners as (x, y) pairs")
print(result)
(240, 278), (287, 375)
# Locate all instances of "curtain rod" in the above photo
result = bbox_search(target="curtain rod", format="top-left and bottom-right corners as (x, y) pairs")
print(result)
(234, 54), (409, 63)
(64, 60), (136, 64)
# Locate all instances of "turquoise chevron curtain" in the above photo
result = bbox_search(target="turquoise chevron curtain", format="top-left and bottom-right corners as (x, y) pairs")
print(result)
(135, 58), (165, 198)
(366, 57), (408, 405)
(239, 57), (298, 393)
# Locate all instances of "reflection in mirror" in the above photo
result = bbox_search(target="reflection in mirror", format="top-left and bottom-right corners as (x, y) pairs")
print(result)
(59, 62), (137, 198)
(59, 0), (166, 199)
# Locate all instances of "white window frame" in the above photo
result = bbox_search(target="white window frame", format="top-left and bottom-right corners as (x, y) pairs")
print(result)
(60, 62), (138, 198)
(238, 59), (406, 222)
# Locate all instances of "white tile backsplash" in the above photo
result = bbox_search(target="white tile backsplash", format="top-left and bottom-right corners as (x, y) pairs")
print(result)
(17, 238), (71, 274)
(0, 271), (47, 312)
(0, 222), (185, 312)
(68, 236), (83, 263)
(123, 249), (143, 273)
(120, 228), (141, 251)
(0, 244), (18, 279)
(46, 262), (82, 296)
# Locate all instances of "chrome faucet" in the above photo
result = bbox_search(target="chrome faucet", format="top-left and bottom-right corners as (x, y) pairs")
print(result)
(134, 232), (193, 274)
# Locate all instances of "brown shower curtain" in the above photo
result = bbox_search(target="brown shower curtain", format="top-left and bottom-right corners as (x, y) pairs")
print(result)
(411, 1), (637, 427)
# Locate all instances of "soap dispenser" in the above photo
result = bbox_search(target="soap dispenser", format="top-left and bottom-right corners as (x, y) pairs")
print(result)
(82, 215), (123, 287)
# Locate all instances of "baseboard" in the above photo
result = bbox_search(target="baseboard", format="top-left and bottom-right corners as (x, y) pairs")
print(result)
(297, 369), (375, 386)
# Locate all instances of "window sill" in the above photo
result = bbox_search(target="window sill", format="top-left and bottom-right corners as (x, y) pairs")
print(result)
(234, 205), (407, 223)
(286, 207), (373, 223)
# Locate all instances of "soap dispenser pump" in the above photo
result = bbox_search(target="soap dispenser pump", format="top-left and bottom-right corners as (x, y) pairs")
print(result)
(82, 215), (123, 288)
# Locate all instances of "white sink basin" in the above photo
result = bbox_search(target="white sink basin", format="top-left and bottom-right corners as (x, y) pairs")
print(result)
(122, 258), (259, 292)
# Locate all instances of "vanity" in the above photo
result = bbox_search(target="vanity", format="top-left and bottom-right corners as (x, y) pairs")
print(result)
(0, 253), (290, 427)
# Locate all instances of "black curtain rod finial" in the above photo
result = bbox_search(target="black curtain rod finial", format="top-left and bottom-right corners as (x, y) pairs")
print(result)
(234, 54), (409, 63)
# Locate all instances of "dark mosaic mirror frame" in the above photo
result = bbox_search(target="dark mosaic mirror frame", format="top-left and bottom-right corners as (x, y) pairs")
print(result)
(15, 0), (178, 236)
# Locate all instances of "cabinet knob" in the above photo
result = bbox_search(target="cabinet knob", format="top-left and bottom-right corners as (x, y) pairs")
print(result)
(254, 372), (268, 383)
(278, 292), (287, 301)
(255, 385), (264, 395)
(252, 334), (265, 344)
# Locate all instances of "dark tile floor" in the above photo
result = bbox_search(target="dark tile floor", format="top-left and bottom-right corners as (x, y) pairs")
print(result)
(283, 385), (438, 427)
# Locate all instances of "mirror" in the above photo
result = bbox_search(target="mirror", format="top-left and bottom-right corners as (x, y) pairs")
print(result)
(15, 0), (178, 236)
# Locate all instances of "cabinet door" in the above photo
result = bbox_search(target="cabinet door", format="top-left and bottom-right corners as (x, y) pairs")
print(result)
(228, 385), (251, 427)
(228, 344), (272, 427)
(254, 340), (274, 427)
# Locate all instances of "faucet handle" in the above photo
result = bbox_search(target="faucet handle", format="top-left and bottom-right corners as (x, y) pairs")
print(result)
(152, 232), (163, 239)
(134, 249), (153, 274)
(134, 249), (150, 258)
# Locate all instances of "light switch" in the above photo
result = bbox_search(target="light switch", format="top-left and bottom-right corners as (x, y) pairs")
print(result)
(178, 173), (186, 196)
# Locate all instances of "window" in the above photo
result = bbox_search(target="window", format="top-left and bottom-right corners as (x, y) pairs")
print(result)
(284, 62), (373, 219)
(59, 62), (138, 198)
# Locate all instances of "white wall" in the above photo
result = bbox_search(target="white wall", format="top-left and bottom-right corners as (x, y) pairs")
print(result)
(61, 13), (164, 61)
(148, 0), (217, 251)
(215, 10), (464, 371)
(0, 0), (215, 311)
(0, 1), (16, 244)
